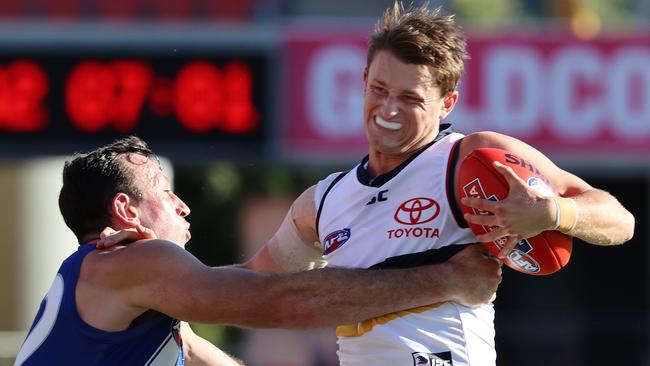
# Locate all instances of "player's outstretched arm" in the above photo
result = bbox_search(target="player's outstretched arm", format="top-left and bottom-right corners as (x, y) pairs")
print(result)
(92, 239), (500, 330)
(458, 131), (635, 255)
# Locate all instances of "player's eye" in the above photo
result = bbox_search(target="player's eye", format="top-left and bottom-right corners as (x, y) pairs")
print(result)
(370, 85), (388, 95)
(401, 95), (422, 104)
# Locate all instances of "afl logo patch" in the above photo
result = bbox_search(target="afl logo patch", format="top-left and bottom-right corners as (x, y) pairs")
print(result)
(323, 228), (351, 255)
(394, 198), (440, 225)
(508, 248), (541, 273)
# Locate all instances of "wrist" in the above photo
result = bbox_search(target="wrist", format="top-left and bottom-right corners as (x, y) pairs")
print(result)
(550, 196), (578, 234)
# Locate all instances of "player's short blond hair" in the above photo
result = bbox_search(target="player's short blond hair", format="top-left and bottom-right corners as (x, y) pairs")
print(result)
(367, 2), (468, 95)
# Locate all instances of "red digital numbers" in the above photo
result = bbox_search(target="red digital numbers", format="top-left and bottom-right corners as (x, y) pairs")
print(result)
(221, 62), (259, 133)
(65, 59), (259, 134)
(65, 60), (153, 132)
(0, 60), (49, 132)
(0, 58), (260, 135)
(174, 61), (223, 133)
(173, 61), (259, 133)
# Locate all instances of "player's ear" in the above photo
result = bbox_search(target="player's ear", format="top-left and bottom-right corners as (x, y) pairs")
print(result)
(112, 193), (140, 228)
(363, 67), (369, 92)
(439, 91), (459, 120)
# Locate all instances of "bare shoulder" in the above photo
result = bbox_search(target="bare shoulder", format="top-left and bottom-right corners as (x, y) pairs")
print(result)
(292, 185), (319, 242)
(292, 185), (317, 218)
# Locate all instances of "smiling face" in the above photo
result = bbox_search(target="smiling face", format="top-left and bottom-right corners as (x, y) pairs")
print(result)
(363, 50), (458, 172)
(121, 153), (192, 245)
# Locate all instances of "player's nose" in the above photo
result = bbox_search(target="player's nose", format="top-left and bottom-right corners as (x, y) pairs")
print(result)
(173, 193), (191, 217)
(380, 95), (399, 117)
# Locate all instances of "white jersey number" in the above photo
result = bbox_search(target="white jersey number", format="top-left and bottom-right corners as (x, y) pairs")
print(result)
(14, 274), (64, 366)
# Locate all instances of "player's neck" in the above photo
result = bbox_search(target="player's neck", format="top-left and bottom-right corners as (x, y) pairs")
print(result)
(367, 136), (437, 177)
(80, 233), (101, 245)
(367, 151), (411, 177)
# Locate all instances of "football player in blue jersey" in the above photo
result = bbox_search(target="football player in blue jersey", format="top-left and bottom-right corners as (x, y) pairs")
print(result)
(16, 136), (502, 365)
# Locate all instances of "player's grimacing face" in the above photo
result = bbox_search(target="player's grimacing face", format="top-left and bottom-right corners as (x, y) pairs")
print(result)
(363, 50), (455, 155)
(125, 154), (192, 245)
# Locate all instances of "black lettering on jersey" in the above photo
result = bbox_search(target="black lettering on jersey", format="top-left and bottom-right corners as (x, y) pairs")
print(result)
(366, 189), (389, 205)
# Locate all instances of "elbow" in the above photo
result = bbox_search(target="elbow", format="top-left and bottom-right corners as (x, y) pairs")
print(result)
(622, 212), (635, 243)
(609, 210), (635, 245)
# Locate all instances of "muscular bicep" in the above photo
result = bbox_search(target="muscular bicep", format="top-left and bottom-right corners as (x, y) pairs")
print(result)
(458, 131), (592, 197)
(102, 241), (279, 325)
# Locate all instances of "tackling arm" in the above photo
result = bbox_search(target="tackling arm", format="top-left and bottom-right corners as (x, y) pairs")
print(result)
(97, 238), (500, 330)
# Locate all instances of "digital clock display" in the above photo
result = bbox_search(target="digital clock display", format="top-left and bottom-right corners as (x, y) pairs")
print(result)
(0, 48), (269, 158)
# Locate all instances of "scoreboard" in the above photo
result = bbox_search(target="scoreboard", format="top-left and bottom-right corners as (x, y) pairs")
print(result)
(0, 31), (272, 159)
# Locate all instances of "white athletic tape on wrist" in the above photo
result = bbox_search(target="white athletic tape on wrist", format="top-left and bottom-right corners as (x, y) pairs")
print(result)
(267, 207), (327, 272)
(551, 197), (561, 230)
(551, 196), (578, 233)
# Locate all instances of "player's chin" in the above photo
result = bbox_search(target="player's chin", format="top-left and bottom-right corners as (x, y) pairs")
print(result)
(368, 134), (404, 153)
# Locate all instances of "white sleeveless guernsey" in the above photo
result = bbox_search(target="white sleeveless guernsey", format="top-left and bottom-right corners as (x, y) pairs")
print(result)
(315, 132), (496, 366)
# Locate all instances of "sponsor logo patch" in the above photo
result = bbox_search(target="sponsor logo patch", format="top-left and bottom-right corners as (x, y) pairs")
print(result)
(412, 351), (453, 366)
(323, 228), (351, 255)
(394, 197), (440, 225)
(389, 197), (440, 240)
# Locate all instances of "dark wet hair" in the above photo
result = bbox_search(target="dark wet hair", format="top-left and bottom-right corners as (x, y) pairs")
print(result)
(58, 136), (154, 243)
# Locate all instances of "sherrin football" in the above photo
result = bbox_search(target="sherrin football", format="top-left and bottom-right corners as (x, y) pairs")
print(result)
(457, 148), (572, 275)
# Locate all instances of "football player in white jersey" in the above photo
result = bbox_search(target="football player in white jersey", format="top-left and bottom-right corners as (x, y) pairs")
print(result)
(240, 2), (635, 366)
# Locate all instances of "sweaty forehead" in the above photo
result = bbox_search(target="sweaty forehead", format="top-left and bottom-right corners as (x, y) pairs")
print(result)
(124, 153), (150, 166)
(119, 153), (167, 186)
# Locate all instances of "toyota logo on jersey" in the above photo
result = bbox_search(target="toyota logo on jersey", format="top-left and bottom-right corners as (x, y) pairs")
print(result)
(394, 198), (440, 225)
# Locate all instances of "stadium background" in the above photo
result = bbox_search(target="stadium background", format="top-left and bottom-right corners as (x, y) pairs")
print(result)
(0, 0), (648, 365)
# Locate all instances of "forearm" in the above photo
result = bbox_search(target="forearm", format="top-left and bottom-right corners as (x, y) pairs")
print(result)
(130, 242), (497, 330)
(567, 188), (634, 245)
(262, 265), (455, 329)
